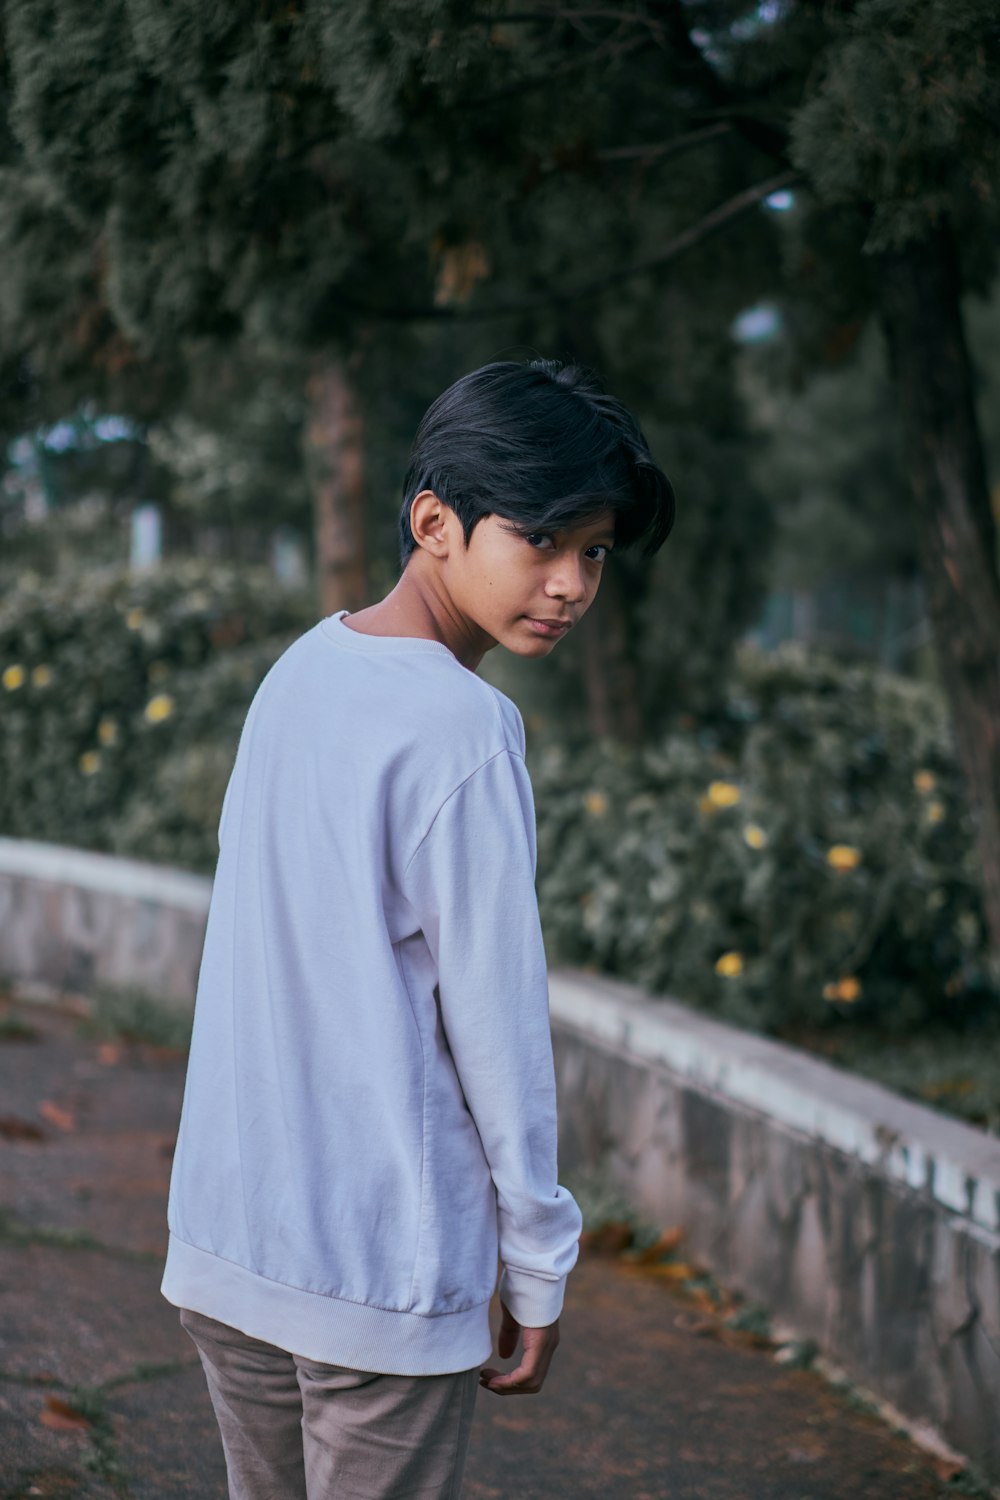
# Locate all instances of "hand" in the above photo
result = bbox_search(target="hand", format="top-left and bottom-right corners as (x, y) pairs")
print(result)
(479, 1299), (560, 1396)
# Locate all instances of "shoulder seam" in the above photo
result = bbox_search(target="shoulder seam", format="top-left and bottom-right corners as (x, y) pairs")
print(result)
(402, 747), (526, 876)
(483, 679), (527, 758)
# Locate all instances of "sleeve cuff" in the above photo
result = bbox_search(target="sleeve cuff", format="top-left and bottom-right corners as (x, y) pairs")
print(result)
(497, 1267), (568, 1329)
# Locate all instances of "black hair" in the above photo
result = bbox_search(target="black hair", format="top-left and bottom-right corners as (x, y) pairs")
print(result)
(397, 357), (676, 571)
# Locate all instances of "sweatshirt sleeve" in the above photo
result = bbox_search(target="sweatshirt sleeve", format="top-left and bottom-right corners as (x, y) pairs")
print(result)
(401, 747), (583, 1328)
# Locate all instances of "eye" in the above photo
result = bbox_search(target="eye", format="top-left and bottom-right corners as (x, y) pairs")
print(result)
(524, 532), (610, 562)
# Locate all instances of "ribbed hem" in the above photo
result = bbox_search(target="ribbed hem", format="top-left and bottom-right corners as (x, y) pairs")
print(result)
(498, 1266), (568, 1329)
(161, 1235), (494, 1376)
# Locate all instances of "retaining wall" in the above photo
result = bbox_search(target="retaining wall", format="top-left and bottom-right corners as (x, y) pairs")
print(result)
(549, 970), (1000, 1483)
(1, 837), (998, 1481)
(0, 838), (210, 1005)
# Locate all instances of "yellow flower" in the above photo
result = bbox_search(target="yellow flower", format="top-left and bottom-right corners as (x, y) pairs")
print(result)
(743, 822), (767, 849)
(913, 769), (936, 794)
(927, 801), (945, 823)
(126, 607), (144, 629)
(32, 664), (53, 687)
(715, 950), (743, 977)
(97, 717), (118, 746)
(3, 664), (25, 691)
(584, 791), (607, 817)
(147, 660), (170, 683)
(823, 976), (861, 1003)
(707, 780), (741, 808)
(144, 693), (175, 724)
(826, 844), (861, 871)
(79, 750), (101, 776)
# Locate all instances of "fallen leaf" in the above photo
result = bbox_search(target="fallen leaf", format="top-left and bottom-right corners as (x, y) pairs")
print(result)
(97, 1043), (121, 1065)
(629, 1225), (685, 1264)
(579, 1220), (634, 1256)
(641, 1260), (697, 1281)
(24, 1476), (88, 1499)
(0, 1115), (46, 1141)
(39, 1396), (91, 1432)
(38, 1101), (75, 1132)
(731, 1328), (777, 1348)
(931, 1455), (967, 1482)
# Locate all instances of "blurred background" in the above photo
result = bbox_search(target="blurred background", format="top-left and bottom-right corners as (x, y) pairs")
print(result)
(2, 0), (999, 1130)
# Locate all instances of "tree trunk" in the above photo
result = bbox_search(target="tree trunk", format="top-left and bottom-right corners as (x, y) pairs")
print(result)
(304, 349), (368, 617)
(578, 553), (646, 745)
(877, 219), (1000, 971)
(550, 315), (649, 744)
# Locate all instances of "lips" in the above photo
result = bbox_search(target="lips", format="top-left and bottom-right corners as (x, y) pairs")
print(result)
(525, 616), (571, 637)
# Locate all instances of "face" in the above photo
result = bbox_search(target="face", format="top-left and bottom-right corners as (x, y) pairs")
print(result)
(439, 504), (616, 657)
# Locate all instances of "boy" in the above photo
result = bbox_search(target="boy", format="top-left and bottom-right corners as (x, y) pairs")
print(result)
(161, 356), (676, 1499)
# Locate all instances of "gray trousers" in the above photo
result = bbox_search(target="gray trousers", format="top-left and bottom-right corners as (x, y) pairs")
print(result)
(180, 1308), (480, 1500)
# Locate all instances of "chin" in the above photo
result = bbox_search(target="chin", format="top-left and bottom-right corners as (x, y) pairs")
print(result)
(513, 635), (559, 656)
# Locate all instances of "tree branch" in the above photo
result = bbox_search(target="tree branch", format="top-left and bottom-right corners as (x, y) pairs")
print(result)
(595, 120), (731, 163)
(340, 167), (802, 322)
(647, 0), (791, 164)
(471, 26), (649, 105)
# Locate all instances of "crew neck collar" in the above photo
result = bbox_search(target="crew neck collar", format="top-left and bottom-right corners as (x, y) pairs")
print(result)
(320, 609), (458, 660)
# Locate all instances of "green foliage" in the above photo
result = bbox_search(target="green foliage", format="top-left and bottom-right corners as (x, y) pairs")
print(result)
(4, 565), (995, 1041)
(147, 356), (311, 534)
(530, 640), (996, 1036)
(826, 1023), (1000, 1133)
(724, 1301), (773, 1338)
(559, 1161), (661, 1248)
(3, 562), (998, 1131)
(0, 559), (312, 862)
(737, 324), (915, 587)
(790, 0), (1000, 267)
(80, 980), (193, 1052)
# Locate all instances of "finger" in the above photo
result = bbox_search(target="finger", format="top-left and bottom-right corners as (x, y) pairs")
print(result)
(497, 1307), (520, 1360)
(480, 1347), (551, 1396)
(480, 1364), (543, 1395)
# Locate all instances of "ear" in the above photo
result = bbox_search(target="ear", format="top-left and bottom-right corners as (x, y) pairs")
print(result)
(409, 490), (451, 556)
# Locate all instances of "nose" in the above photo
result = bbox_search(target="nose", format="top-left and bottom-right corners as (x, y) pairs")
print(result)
(546, 554), (590, 605)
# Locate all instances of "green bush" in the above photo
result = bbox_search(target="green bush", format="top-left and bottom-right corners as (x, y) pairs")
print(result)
(3, 570), (995, 1039)
(531, 640), (997, 1035)
(0, 560), (312, 866)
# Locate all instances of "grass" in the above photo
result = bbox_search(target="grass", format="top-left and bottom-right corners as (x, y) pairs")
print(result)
(61, 1385), (130, 1497)
(559, 1161), (662, 1249)
(75, 982), (192, 1053)
(0, 1209), (159, 1264)
(773, 1019), (1000, 1134)
(0, 1013), (39, 1042)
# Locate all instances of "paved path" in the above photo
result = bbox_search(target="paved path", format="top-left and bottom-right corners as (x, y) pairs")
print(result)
(0, 997), (977, 1499)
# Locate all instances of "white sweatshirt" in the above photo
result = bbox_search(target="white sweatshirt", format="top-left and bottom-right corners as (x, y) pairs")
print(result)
(160, 608), (582, 1375)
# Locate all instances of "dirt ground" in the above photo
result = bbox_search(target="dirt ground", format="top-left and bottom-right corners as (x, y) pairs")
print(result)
(0, 996), (988, 1500)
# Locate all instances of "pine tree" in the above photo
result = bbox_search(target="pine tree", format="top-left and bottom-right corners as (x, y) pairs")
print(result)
(0, 0), (778, 740)
(1, 0), (998, 960)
